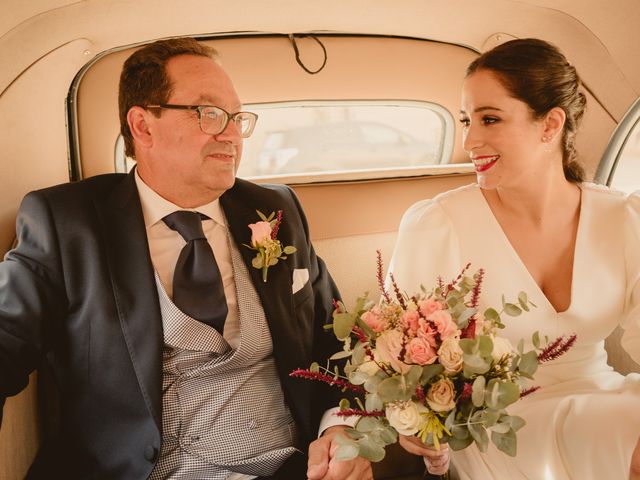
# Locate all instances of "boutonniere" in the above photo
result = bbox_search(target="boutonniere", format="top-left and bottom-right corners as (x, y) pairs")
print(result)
(244, 210), (297, 282)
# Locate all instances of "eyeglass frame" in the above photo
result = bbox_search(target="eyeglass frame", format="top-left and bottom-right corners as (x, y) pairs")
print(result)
(144, 104), (258, 137)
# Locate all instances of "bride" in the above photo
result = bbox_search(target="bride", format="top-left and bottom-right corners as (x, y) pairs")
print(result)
(390, 38), (640, 479)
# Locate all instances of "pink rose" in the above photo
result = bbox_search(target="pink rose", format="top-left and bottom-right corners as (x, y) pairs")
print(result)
(402, 310), (420, 334)
(429, 310), (459, 340)
(248, 221), (272, 246)
(375, 330), (411, 374)
(418, 299), (444, 317)
(361, 307), (387, 333)
(417, 318), (438, 347)
(405, 337), (438, 365)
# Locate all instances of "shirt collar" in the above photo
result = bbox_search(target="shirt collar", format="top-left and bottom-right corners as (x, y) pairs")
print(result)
(134, 169), (227, 228)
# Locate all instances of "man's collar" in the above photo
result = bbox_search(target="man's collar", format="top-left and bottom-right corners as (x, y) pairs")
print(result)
(134, 169), (226, 227)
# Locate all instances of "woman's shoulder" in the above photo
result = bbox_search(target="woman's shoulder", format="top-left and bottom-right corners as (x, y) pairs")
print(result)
(581, 181), (640, 210)
(399, 183), (478, 230)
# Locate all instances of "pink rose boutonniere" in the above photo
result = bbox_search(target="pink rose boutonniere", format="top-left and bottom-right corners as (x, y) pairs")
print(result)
(244, 210), (297, 282)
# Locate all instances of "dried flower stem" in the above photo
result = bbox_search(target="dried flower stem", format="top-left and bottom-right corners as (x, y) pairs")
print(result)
(388, 273), (406, 308)
(376, 250), (392, 303)
(538, 334), (577, 362)
(270, 210), (283, 239)
(520, 386), (541, 398)
(445, 262), (471, 297)
(469, 268), (484, 308)
(335, 409), (385, 418)
(289, 369), (365, 393)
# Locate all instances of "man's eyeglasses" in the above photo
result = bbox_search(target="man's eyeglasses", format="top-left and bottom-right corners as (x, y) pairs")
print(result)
(145, 104), (258, 138)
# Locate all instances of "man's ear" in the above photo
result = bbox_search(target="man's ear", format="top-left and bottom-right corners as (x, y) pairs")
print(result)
(127, 106), (153, 149)
(542, 107), (566, 143)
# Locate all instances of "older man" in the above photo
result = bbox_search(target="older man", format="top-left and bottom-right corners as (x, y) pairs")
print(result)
(0, 38), (371, 480)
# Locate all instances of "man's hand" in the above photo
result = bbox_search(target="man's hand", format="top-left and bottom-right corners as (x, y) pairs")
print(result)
(399, 434), (450, 476)
(307, 425), (373, 480)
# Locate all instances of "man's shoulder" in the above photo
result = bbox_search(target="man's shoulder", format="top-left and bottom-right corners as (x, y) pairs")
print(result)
(227, 178), (294, 204)
(30, 173), (128, 200)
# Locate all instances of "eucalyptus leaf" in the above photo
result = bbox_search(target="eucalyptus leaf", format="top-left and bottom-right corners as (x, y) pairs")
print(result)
(334, 435), (360, 461)
(356, 416), (383, 433)
(485, 379), (520, 409)
(252, 256), (263, 268)
(472, 376), (486, 407)
(333, 312), (357, 340)
(364, 373), (383, 393)
(480, 409), (500, 427)
(504, 303), (522, 316)
(532, 331), (541, 349)
(468, 423), (489, 452)
(484, 307), (500, 322)
(365, 392), (383, 411)
(503, 415), (526, 432)
(420, 363), (445, 384)
(456, 307), (477, 328)
(518, 350), (539, 377)
(339, 398), (351, 410)
(309, 362), (320, 373)
(283, 246), (297, 254)
(491, 429), (517, 457)
(348, 370), (369, 385)
(357, 436), (387, 462)
(330, 350), (354, 361)
(448, 433), (474, 451)
(377, 375), (412, 402)
(517, 291), (530, 312)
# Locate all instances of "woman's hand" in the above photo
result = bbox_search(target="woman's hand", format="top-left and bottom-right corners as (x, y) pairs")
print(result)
(398, 434), (450, 476)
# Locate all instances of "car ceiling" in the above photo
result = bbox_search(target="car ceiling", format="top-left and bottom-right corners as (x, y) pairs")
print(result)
(2, 0), (640, 119)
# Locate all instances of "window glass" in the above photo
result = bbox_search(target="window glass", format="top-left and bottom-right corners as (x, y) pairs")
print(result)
(239, 101), (452, 178)
(609, 118), (640, 194)
(114, 100), (452, 178)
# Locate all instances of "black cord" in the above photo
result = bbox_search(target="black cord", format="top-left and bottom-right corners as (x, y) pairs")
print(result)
(288, 34), (328, 74)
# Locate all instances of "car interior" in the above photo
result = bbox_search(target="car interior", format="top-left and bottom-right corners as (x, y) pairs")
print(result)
(1, 1), (640, 478)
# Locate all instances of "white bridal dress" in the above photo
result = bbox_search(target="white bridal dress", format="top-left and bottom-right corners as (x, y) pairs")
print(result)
(388, 183), (640, 480)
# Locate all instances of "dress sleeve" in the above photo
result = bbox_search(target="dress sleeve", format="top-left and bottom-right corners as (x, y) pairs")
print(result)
(621, 191), (640, 365)
(387, 198), (462, 294)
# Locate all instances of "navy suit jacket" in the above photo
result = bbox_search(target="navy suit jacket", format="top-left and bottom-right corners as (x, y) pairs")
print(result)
(0, 171), (341, 479)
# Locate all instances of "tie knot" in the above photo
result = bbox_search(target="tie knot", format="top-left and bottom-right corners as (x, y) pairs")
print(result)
(163, 211), (208, 242)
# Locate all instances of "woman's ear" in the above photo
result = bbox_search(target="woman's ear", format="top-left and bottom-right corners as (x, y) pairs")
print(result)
(127, 106), (153, 149)
(542, 107), (566, 143)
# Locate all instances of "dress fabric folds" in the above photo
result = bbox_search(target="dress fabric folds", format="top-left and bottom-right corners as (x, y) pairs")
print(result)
(388, 183), (640, 480)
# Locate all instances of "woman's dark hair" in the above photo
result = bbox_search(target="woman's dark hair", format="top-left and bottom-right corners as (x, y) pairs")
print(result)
(466, 38), (586, 183)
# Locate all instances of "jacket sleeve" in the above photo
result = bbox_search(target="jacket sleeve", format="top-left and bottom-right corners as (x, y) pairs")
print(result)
(0, 191), (67, 418)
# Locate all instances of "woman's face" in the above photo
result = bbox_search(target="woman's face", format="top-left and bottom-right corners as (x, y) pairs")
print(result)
(460, 69), (550, 190)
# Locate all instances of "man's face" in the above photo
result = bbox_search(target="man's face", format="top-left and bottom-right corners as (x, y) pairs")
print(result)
(138, 54), (244, 207)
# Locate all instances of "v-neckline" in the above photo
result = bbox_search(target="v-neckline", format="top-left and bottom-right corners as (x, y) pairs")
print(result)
(476, 184), (586, 315)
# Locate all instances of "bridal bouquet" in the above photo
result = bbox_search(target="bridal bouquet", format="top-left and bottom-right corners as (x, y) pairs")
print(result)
(291, 253), (575, 462)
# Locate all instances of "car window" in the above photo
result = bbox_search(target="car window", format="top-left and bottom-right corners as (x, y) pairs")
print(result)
(238, 101), (452, 178)
(604, 100), (640, 194)
(114, 100), (453, 179)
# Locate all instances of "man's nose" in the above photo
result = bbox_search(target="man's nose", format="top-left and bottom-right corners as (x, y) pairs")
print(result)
(215, 119), (242, 143)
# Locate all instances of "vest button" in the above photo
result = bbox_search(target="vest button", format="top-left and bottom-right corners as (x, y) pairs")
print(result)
(144, 445), (158, 462)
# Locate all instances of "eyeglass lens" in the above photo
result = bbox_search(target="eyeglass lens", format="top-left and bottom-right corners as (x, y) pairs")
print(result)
(200, 107), (255, 137)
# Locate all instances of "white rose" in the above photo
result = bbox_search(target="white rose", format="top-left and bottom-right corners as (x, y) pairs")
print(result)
(491, 336), (515, 362)
(385, 401), (428, 436)
(438, 337), (464, 375)
(426, 378), (456, 412)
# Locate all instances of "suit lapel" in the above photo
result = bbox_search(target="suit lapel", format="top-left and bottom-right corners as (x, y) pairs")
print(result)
(94, 172), (163, 428)
(220, 189), (295, 334)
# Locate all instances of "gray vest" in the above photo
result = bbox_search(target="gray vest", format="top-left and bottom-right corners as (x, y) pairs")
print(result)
(149, 236), (299, 480)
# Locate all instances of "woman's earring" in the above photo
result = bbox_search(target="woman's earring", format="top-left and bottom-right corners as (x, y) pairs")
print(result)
(541, 135), (551, 143)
